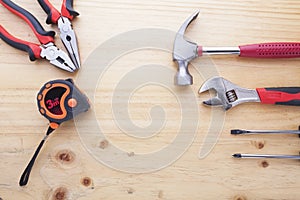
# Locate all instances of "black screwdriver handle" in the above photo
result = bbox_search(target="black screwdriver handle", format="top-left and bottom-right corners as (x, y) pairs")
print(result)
(1, 0), (55, 44)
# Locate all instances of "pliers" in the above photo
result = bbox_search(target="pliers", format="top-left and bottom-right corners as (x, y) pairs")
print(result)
(0, 0), (76, 72)
(38, 0), (80, 69)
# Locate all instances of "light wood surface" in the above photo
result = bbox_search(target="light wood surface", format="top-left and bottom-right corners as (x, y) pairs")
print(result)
(1, 0), (300, 199)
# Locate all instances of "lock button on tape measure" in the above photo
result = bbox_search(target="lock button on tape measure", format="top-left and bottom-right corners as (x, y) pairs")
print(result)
(19, 79), (90, 186)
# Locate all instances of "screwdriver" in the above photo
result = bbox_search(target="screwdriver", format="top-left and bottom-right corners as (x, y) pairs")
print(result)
(231, 126), (300, 160)
(232, 153), (300, 160)
(231, 126), (300, 137)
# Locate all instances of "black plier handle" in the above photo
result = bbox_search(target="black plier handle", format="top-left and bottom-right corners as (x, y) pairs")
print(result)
(1, 0), (55, 44)
(0, 0), (77, 72)
(38, 0), (79, 24)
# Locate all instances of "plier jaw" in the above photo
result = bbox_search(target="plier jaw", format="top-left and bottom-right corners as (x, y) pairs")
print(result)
(0, 0), (77, 73)
(58, 16), (81, 69)
(37, 0), (81, 69)
(40, 42), (77, 72)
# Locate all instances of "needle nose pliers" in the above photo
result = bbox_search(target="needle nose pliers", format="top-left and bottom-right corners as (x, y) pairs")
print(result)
(0, 0), (76, 72)
(37, 0), (81, 69)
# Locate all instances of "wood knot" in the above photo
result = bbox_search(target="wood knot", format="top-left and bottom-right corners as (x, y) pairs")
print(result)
(128, 152), (135, 157)
(158, 190), (164, 199)
(81, 177), (93, 187)
(251, 140), (265, 149)
(127, 188), (135, 194)
(55, 150), (75, 164)
(260, 160), (269, 168)
(99, 140), (109, 149)
(234, 195), (247, 200)
(53, 187), (68, 200)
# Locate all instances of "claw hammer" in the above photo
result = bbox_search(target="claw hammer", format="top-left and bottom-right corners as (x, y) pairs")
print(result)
(173, 11), (300, 86)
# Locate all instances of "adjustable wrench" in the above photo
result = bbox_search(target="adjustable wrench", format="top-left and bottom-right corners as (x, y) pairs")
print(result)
(199, 76), (300, 110)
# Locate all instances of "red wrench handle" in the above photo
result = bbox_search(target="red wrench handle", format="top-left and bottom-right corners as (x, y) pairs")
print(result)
(257, 88), (300, 106)
(240, 43), (300, 58)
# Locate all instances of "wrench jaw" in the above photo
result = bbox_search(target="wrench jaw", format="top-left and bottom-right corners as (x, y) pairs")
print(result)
(199, 77), (261, 111)
(201, 88), (233, 110)
(199, 77), (232, 110)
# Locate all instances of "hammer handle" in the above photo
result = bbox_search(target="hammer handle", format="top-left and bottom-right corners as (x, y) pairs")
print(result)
(239, 42), (300, 58)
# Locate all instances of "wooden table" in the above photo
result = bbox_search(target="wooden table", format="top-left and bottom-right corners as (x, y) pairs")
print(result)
(1, 0), (300, 199)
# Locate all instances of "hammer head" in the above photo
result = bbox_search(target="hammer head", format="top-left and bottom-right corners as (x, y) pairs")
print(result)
(173, 11), (200, 86)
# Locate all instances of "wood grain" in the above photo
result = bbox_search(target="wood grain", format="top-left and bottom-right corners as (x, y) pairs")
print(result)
(1, 0), (300, 199)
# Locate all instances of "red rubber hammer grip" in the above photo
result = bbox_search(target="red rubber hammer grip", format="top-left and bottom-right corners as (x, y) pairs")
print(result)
(1, 0), (55, 44)
(257, 88), (300, 106)
(240, 43), (300, 58)
(0, 25), (41, 61)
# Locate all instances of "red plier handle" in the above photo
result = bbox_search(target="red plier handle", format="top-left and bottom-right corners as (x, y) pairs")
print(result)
(0, 25), (41, 60)
(38, 0), (79, 24)
(0, 0), (55, 45)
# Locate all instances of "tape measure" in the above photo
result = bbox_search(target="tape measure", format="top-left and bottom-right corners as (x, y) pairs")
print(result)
(37, 78), (90, 129)
(19, 79), (90, 186)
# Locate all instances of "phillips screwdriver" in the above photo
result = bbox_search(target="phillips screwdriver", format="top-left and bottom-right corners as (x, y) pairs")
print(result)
(232, 127), (300, 160)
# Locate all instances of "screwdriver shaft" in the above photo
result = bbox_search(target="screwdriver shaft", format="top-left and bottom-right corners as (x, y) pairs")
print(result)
(233, 153), (300, 159)
(231, 129), (300, 135)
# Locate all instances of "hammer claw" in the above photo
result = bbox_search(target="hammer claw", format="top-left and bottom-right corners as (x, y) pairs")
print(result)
(177, 10), (200, 36)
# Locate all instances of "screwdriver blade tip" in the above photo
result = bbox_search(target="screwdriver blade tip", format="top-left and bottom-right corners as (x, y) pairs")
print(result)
(232, 154), (242, 158)
(231, 129), (246, 135)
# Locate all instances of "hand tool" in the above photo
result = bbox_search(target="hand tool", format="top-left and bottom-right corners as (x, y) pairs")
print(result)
(232, 126), (300, 137)
(199, 76), (300, 111)
(233, 153), (300, 160)
(19, 79), (90, 186)
(173, 11), (300, 86)
(37, 0), (81, 69)
(0, 0), (76, 72)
